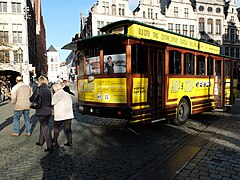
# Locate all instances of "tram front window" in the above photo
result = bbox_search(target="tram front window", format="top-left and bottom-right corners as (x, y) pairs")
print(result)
(85, 48), (100, 75)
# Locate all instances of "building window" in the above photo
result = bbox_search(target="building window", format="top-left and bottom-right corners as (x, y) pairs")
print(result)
(174, 7), (178, 17)
(224, 28), (228, 41)
(183, 25), (188, 36)
(236, 48), (239, 58)
(168, 23), (173, 32)
(13, 31), (22, 43)
(51, 58), (54, 62)
(12, 2), (21, 13)
(230, 47), (234, 57)
(97, 21), (104, 35)
(199, 6), (204, 12)
(155, 13), (158, 19)
(148, 8), (153, 19)
(13, 50), (19, 63)
(216, 7), (221, 13)
(0, 50), (9, 63)
(119, 4), (125, 16)
(175, 24), (180, 34)
(230, 28), (235, 42)
(207, 19), (213, 34)
(0, 23), (9, 43)
(143, 11), (146, 18)
(199, 18), (204, 32)
(230, 16), (234, 23)
(184, 8), (188, 19)
(0, 2), (7, 12)
(12, 23), (22, 43)
(51, 64), (54, 71)
(237, 30), (240, 42)
(207, 7), (213, 12)
(190, 25), (194, 37)
(55, 64), (58, 71)
(112, 4), (116, 15)
(225, 47), (229, 56)
(103, 1), (109, 14)
(216, 19), (221, 34)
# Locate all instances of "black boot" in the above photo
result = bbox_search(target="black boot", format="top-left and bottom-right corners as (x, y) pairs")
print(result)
(64, 142), (72, 147)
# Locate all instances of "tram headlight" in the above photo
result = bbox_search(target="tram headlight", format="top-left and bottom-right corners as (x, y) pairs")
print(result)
(117, 111), (122, 116)
(90, 108), (93, 113)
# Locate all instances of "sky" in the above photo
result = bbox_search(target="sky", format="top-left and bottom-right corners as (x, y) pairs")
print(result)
(42, 0), (240, 61)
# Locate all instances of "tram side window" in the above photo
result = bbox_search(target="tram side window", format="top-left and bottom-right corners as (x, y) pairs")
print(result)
(215, 60), (221, 76)
(208, 56), (214, 76)
(197, 55), (205, 75)
(233, 61), (237, 79)
(86, 48), (100, 75)
(132, 44), (148, 73)
(184, 53), (194, 75)
(169, 50), (181, 75)
(103, 44), (126, 74)
(225, 61), (231, 77)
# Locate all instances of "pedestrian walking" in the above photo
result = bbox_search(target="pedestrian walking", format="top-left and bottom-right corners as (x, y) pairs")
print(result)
(52, 83), (74, 147)
(10, 76), (32, 136)
(35, 75), (53, 152)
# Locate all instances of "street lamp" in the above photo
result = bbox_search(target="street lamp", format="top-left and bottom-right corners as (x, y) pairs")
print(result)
(18, 47), (23, 77)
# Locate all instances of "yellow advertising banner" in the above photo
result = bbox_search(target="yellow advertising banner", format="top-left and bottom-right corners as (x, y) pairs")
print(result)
(128, 24), (220, 54)
(132, 78), (148, 103)
(168, 77), (214, 100)
(78, 78), (127, 103)
(199, 42), (220, 54)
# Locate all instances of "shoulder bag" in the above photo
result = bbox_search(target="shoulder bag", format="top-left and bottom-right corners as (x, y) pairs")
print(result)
(29, 87), (42, 109)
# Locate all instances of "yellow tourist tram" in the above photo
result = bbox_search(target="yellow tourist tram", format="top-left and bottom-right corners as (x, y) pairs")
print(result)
(63, 20), (238, 125)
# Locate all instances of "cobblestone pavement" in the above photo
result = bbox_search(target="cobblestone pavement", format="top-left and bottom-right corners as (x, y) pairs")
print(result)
(0, 93), (240, 179)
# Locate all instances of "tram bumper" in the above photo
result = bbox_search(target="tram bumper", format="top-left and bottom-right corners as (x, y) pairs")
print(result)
(78, 103), (131, 119)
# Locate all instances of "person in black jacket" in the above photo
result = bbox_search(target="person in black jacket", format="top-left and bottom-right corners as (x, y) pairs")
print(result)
(35, 75), (53, 152)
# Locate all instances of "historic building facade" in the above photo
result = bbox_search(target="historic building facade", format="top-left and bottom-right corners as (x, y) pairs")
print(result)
(46, 45), (60, 83)
(80, 0), (240, 59)
(0, 0), (45, 85)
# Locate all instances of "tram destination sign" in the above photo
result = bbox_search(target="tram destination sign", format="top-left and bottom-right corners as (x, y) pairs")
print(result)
(127, 24), (220, 55)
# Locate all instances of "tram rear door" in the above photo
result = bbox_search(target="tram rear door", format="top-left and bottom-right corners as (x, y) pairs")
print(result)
(149, 48), (165, 119)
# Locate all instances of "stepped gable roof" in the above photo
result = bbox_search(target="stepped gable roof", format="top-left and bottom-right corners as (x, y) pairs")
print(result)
(47, 45), (57, 52)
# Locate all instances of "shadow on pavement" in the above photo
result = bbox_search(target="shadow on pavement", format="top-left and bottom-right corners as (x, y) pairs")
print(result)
(0, 116), (13, 131)
(40, 145), (77, 179)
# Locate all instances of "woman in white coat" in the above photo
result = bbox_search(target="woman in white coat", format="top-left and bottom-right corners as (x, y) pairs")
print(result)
(51, 83), (74, 147)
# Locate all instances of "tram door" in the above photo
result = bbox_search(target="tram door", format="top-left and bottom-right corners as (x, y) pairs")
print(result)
(149, 48), (164, 118)
(214, 59), (223, 108)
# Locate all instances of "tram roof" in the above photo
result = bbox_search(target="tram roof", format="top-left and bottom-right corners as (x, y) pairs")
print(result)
(62, 32), (239, 61)
(100, 19), (220, 47)
(62, 33), (129, 50)
(63, 20), (222, 55)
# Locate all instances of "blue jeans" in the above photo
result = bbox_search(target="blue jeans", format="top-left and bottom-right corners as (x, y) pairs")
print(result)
(13, 110), (31, 134)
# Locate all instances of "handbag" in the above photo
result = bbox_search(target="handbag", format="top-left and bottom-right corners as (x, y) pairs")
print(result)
(29, 87), (42, 109)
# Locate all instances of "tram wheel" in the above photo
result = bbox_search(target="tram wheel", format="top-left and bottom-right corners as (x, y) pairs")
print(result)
(172, 98), (189, 125)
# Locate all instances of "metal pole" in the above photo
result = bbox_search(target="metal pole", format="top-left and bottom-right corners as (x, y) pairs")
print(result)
(18, 47), (23, 77)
